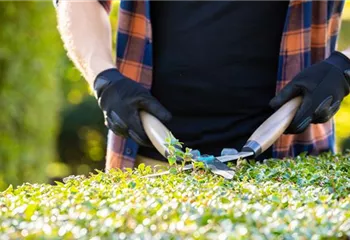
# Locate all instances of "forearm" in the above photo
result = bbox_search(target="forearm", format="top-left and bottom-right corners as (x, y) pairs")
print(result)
(56, 1), (115, 86)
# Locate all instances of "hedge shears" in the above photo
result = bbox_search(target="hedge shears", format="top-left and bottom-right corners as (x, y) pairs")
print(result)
(140, 97), (302, 179)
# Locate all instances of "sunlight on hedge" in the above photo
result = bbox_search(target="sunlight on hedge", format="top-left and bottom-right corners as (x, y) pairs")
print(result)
(1, 154), (349, 239)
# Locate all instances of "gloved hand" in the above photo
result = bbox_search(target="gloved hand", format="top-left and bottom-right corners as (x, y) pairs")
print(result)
(269, 51), (350, 134)
(93, 68), (172, 146)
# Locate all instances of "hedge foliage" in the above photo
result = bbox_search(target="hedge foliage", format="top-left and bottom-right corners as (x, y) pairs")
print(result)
(1, 154), (349, 239)
(0, 2), (62, 189)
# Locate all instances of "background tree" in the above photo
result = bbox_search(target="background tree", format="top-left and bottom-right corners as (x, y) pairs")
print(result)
(0, 2), (62, 189)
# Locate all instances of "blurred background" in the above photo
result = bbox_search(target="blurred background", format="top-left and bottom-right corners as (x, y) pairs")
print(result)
(0, 1), (349, 190)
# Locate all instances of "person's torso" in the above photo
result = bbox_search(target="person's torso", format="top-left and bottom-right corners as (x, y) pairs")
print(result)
(139, 1), (290, 160)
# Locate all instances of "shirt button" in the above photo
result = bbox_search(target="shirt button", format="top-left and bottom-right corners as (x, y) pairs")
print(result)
(126, 148), (132, 155)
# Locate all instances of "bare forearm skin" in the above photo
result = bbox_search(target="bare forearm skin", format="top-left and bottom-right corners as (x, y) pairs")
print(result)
(56, 1), (115, 87)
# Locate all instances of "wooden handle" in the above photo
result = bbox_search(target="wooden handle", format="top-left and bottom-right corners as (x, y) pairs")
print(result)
(243, 96), (303, 156)
(141, 96), (302, 159)
(140, 111), (172, 158)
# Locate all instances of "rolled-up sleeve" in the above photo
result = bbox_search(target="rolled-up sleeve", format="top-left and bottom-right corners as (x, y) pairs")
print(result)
(53, 0), (112, 14)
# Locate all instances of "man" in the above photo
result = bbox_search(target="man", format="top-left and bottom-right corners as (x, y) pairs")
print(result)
(55, 1), (350, 170)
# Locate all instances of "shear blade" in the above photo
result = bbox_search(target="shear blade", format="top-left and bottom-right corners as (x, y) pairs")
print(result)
(216, 151), (253, 163)
(142, 151), (254, 179)
(205, 158), (235, 179)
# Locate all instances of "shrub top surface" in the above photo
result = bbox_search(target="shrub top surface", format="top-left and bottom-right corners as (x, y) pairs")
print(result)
(1, 154), (350, 239)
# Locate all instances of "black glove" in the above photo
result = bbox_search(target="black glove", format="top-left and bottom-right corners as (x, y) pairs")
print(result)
(94, 68), (172, 146)
(270, 51), (350, 134)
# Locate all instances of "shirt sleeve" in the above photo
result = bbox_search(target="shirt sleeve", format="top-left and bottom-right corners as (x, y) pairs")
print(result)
(98, 0), (112, 13)
(53, 0), (112, 14)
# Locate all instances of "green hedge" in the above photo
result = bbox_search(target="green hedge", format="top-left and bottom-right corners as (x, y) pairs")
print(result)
(1, 154), (349, 239)
(0, 2), (62, 189)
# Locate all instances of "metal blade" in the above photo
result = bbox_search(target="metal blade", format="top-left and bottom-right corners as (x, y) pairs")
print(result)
(142, 151), (254, 178)
(205, 158), (235, 179)
(216, 151), (254, 163)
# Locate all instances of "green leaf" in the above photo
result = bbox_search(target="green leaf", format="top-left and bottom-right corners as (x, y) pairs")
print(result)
(70, 186), (79, 193)
(138, 163), (145, 172)
(271, 195), (280, 203)
(221, 197), (230, 204)
(169, 167), (177, 175)
(24, 204), (37, 221)
(54, 181), (65, 186)
(128, 181), (136, 188)
(168, 156), (177, 166)
(2, 184), (13, 194)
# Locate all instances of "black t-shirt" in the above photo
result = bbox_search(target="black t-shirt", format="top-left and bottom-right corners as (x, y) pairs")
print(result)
(138, 1), (289, 160)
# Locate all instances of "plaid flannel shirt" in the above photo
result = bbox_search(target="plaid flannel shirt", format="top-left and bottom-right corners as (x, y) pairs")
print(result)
(101, 0), (346, 170)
